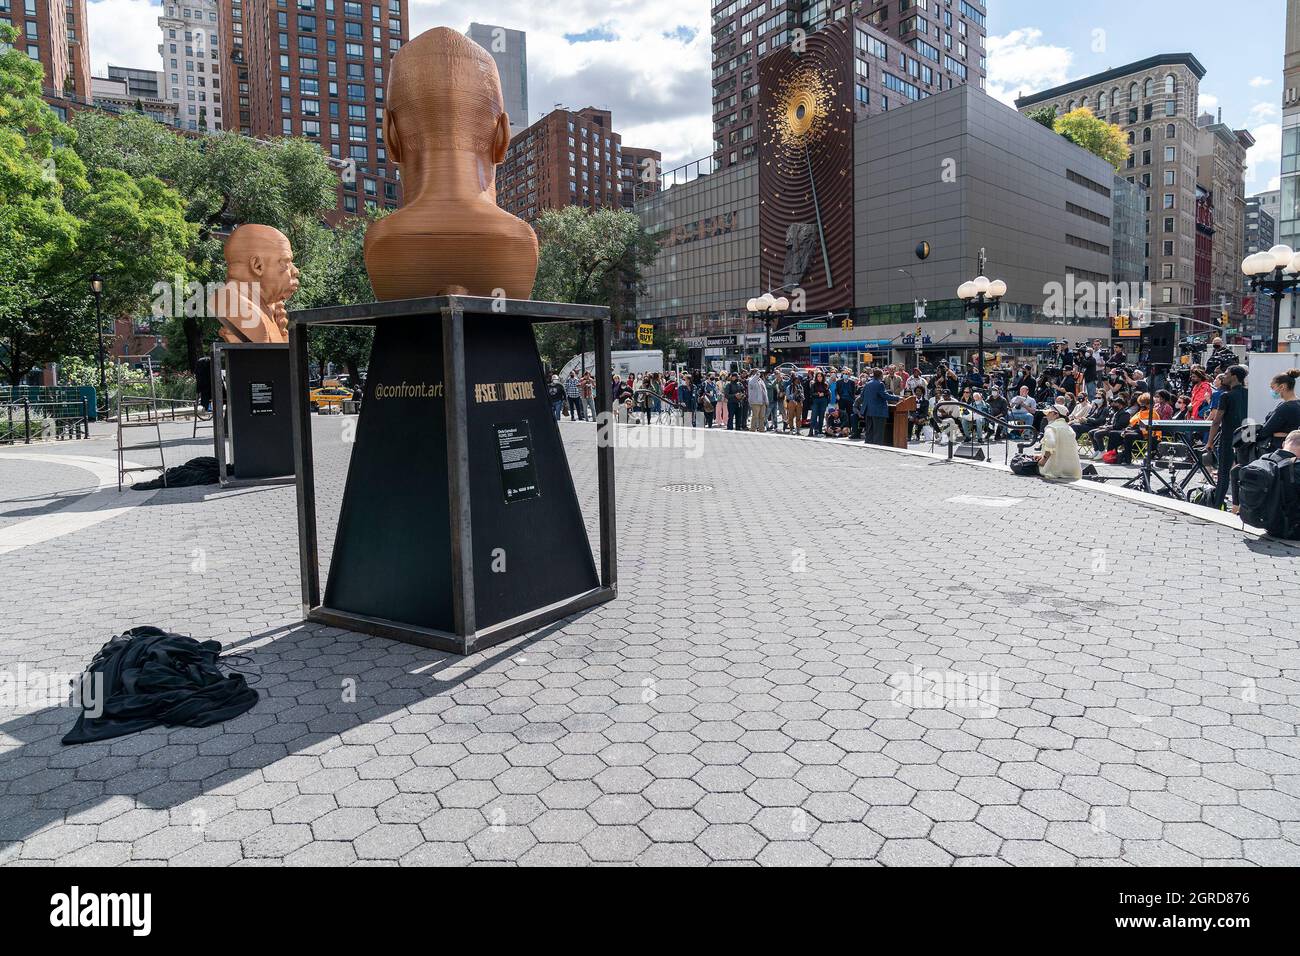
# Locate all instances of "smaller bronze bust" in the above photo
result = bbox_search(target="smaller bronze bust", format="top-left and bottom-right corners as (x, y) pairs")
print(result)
(364, 27), (538, 301)
(209, 224), (300, 344)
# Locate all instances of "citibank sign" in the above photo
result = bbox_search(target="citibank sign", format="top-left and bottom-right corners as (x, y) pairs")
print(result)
(658, 212), (739, 248)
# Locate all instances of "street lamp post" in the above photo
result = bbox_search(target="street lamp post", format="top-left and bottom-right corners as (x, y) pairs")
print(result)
(1241, 244), (1300, 352)
(89, 274), (106, 405)
(746, 292), (790, 370)
(957, 274), (1007, 386)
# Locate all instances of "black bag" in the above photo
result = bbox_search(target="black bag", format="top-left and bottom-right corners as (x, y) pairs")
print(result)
(1010, 454), (1039, 477)
(1239, 453), (1300, 537)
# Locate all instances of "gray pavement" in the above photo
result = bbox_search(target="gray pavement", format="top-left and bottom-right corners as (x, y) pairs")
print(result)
(0, 415), (1297, 866)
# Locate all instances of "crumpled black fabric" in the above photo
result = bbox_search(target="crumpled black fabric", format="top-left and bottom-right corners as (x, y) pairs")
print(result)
(62, 626), (258, 745)
(132, 456), (221, 490)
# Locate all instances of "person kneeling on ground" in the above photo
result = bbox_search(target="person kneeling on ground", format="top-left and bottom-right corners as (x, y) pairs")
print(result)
(824, 406), (849, 438)
(1036, 402), (1082, 481)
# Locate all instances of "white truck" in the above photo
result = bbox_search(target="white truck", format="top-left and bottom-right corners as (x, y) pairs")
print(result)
(560, 350), (664, 380)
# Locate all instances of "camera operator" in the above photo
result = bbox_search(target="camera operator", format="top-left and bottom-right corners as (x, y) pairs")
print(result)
(1204, 337), (1237, 376)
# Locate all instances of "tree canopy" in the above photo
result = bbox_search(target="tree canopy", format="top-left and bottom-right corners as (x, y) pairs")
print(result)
(1052, 108), (1130, 171)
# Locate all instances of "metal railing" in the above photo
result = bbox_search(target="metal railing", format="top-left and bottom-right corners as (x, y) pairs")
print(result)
(0, 398), (91, 444)
(931, 400), (1041, 465)
(117, 397), (205, 424)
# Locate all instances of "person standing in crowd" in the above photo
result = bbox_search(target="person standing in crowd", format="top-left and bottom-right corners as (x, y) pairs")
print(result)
(677, 373), (696, 427)
(698, 374), (717, 427)
(1036, 402), (1082, 481)
(858, 368), (893, 445)
(766, 372), (782, 432)
(747, 369), (768, 432)
(1208, 364), (1248, 508)
(547, 374), (566, 421)
(725, 371), (746, 431)
(1260, 368), (1300, 453)
(564, 370), (584, 420)
(784, 373), (805, 435)
(714, 372), (729, 429)
(1205, 337), (1237, 375)
(1081, 346), (1099, 399)
(837, 371), (857, 433)
(809, 371), (830, 436)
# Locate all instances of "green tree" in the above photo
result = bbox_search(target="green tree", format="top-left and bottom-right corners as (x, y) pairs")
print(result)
(296, 214), (377, 383)
(1053, 107), (1130, 170)
(69, 109), (340, 369)
(531, 206), (659, 370)
(0, 24), (85, 385)
(1025, 105), (1058, 129)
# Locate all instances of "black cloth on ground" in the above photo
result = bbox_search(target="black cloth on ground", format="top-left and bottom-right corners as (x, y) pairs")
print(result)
(132, 456), (221, 489)
(62, 626), (258, 744)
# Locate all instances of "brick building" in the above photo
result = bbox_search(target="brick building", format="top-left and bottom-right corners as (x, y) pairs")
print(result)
(5, 0), (90, 98)
(496, 106), (658, 222)
(218, 0), (407, 214)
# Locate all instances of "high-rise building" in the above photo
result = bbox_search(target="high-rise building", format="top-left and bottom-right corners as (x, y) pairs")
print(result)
(217, 0), (408, 215)
(1017, 54), (1208, 330)
(496, 106), (656, 222)
(710, 0), (988, 170)
(1245, 194), (1278, 342)
(6, 0), (90, 98)
(620, 146), (662, 210)
(64, 0), (91, 97)
(159, 0), (224, 130)
(1195, 112), (1252, 334)
(466, 22), (528, 137)
(1282, 0), (1300, 251)
(1194, 185), (1214, 334)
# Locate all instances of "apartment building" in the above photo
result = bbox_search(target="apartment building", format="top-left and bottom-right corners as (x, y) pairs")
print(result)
(218, 0), (408, 214)
(159, 0), (224, 130)
(1017, 54), (1209, 326)
(496, 106), (657, 222)
(3, 0), (88, 96)
(711, 0), (987, 169)
(1196, 112), (1253, 331)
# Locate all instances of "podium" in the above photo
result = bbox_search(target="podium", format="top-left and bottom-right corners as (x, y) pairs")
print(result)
(212, 342), (294, 484)
(889, 394), (917, 448)
(287, 296), (617, 655)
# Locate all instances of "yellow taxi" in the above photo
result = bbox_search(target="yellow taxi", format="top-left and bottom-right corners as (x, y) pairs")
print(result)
(309, 385), (354, 411)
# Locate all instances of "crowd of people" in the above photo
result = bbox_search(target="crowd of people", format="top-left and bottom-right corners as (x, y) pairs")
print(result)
(545, 336), (1300, 508)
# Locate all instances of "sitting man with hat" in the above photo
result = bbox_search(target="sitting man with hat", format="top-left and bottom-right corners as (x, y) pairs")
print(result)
(1036, 401), (1082, 481)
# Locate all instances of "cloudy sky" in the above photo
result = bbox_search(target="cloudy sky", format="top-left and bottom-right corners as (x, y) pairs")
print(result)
(88, 0), (1283, 189)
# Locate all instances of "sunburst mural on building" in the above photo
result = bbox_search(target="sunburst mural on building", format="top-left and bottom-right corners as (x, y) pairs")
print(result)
(758, 20), (856, 311)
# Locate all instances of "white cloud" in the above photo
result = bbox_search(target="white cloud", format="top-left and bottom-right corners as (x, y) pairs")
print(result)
(1251, 101), (1280, 120)
(1250, 76), (1274, 87)
(983, 28), (1073, 107)
(1198, 92), (1219, 116)
(88, 0), (164, 77)
(1246, 122), (1281, 191)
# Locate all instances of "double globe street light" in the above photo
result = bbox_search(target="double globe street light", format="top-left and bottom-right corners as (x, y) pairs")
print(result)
(747, 292), (790, 370)
(957, 275), (1007, 383)
(1241, 243), (1300, 352)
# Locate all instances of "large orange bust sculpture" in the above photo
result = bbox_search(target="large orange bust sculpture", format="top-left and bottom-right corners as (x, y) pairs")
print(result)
(364, 27), (538, 301)
(209, 224), (299, 343)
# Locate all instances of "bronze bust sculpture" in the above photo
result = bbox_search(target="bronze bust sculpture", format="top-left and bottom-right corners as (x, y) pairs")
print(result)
(209, 224), (299, 344)
(364, 27), (539, 301)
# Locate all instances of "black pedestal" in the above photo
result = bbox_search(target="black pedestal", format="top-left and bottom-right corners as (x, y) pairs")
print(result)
(287, 296), (616, 655)
(213, 343), (294, 483)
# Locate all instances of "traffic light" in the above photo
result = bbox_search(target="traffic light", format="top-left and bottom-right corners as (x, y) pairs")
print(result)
(1220, 308), (1229, 327)
(1112, 315), (1130, 331)
(840, 318), (854, 331)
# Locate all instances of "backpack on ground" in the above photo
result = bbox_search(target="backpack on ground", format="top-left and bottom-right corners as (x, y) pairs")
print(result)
(1009, 454), (1039, 477)
(1238, 453), (1300, 537)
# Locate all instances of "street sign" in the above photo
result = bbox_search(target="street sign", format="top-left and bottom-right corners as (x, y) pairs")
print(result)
(795, 320), (828, 330)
